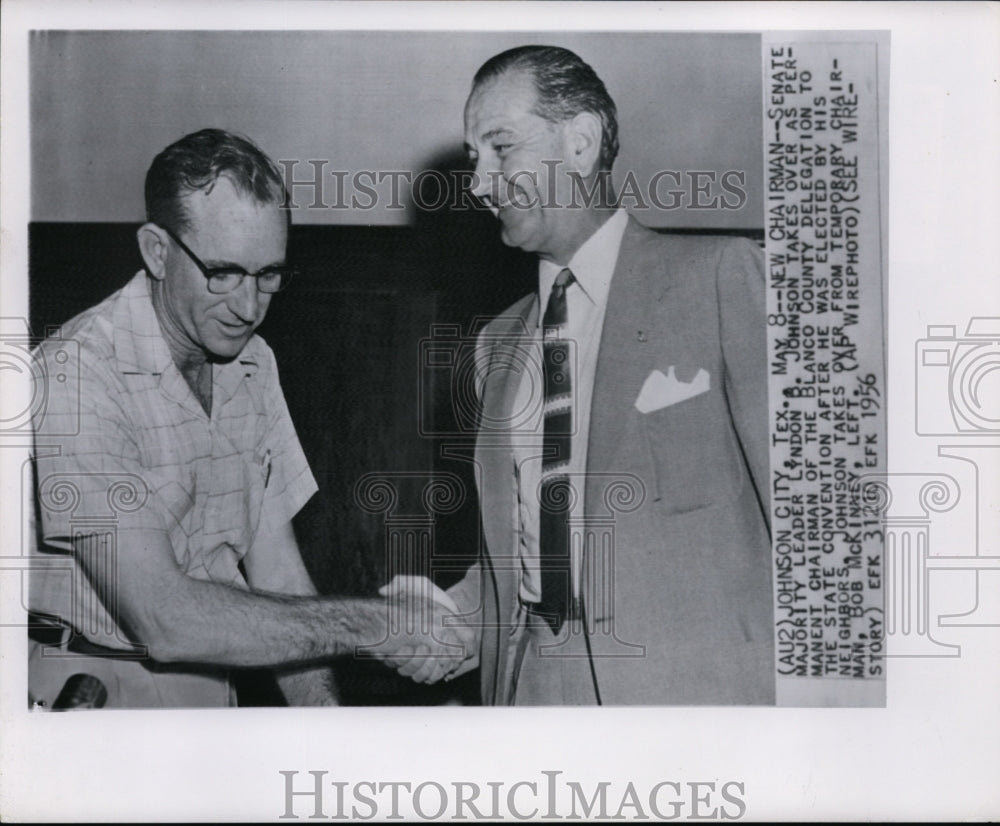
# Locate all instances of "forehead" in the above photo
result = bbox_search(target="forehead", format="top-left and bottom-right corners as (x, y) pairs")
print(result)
(464, 70), (542, 138)
(181, 175), (279, 228)
(180, 175), (287, 254)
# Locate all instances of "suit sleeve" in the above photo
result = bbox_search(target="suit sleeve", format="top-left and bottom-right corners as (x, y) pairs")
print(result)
(443, 323), (492, 627)
(716, 237), (771, 522)
(446, 563), (482, 617)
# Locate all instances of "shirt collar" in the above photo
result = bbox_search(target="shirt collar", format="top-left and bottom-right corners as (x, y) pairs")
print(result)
(538, 207), (629, 315)
(112, 270), (260, 392)
(112, 271), (174, 375)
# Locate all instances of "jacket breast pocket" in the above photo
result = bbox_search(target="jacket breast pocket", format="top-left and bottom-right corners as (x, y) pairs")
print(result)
(640, 392), (744, 516)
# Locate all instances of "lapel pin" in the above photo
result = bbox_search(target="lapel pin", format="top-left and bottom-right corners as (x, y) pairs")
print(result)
(637, 330), (647, 342)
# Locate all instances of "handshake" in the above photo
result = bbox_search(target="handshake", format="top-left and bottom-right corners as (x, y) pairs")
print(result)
(364, 575), (478, 684)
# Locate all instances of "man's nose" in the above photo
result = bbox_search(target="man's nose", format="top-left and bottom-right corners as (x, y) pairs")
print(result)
(470, 158), (497, 206)
(228, 275), (261, 322)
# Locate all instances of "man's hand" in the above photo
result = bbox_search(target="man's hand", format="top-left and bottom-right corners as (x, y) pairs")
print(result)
(372, 576), (477, 684)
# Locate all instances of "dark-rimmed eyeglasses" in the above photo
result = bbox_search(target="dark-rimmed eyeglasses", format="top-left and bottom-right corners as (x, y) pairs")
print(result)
(160, 225), (295, 295)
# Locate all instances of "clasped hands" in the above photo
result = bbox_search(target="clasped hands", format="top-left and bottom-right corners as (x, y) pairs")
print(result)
(365, 575), (477, 684)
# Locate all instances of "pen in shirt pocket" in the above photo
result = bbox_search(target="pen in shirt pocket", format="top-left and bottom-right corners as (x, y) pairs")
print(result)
(262, 449), (272, 488)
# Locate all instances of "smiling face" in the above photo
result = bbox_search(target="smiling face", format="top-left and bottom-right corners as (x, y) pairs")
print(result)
(464, 70), (586, 264)
(149, 175), (287, 363)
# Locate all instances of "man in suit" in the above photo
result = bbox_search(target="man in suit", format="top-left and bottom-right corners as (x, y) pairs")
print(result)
(389, 45), (774, 705)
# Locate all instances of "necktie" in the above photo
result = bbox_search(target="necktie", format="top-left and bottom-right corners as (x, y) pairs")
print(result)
(537, 268), (575, 632)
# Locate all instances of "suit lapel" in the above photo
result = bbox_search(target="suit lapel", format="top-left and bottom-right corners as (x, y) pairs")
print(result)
(586, 218), (672, 494)
(479, 294), (538, 435)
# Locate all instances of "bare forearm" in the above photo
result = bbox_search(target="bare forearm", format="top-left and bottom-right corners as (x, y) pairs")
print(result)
(79, 523), (394, 669)
(141, 579), (391, 668)
(76, 525), (456, 676)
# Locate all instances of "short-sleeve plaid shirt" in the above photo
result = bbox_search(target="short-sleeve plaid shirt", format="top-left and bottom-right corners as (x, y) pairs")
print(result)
(31, 271), (318, 652)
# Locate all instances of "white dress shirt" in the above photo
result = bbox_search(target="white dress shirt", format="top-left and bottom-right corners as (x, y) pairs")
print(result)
(512, 208), (629, 607)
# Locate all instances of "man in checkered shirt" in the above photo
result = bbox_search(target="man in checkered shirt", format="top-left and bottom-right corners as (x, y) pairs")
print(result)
(28, 129), (468, 708)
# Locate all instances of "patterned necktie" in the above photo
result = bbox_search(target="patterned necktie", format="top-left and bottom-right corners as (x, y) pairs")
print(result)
(537, 268), (575, 632)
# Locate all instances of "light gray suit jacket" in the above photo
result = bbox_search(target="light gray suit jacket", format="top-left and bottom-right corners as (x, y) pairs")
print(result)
(450, 217), (775, 705)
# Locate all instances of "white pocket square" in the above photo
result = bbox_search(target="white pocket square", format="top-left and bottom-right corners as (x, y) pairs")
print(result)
(634, 366), (710, 413)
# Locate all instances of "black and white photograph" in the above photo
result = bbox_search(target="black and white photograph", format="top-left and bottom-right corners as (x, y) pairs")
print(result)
(1, 1), (997, 821)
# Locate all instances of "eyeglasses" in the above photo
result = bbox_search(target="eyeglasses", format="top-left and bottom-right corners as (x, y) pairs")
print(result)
(160, 225), (295, 294)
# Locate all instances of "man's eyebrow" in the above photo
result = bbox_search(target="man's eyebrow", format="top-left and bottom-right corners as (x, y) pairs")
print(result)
(483, 127), (515, 142)
(466, 128), (516, 155)
(203, 256), (286, 270)
(200, 257), (248, 270)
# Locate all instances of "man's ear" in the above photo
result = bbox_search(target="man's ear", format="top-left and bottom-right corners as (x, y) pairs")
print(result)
(137, 223), (169, 281)
(566, 111), (603, 178)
